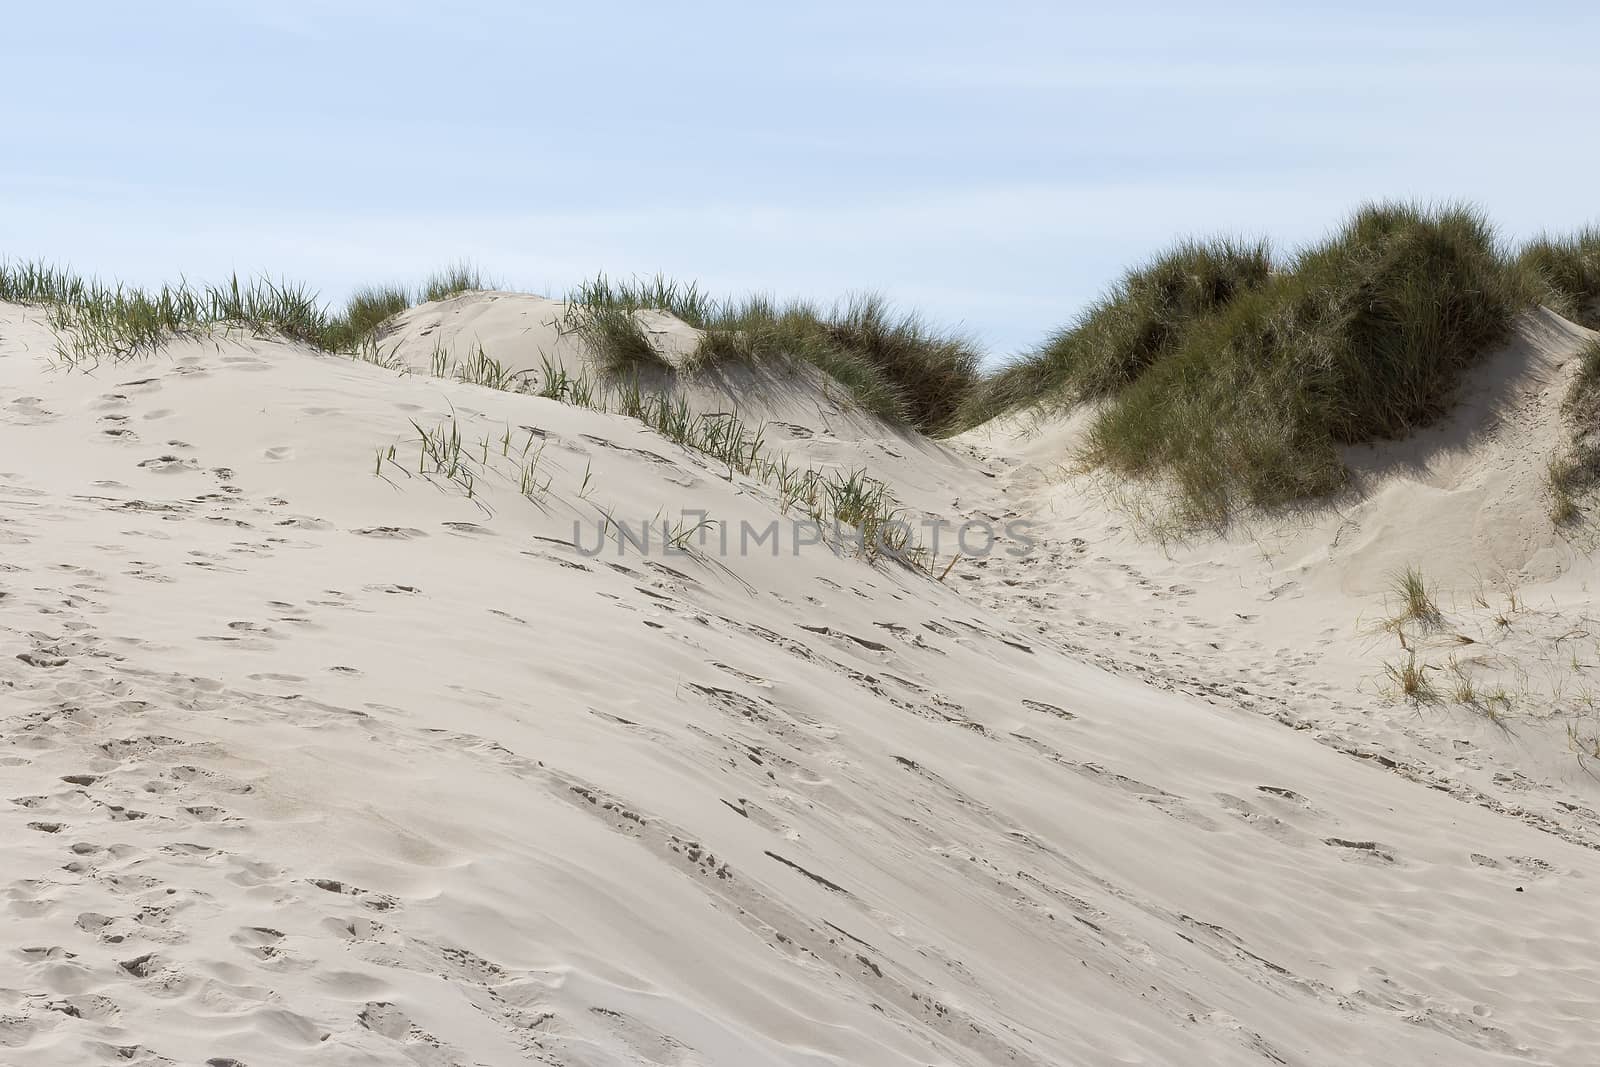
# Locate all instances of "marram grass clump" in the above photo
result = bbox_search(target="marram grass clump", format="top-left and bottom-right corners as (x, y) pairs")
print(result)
(563, 276), (982, 435)
(962, 237), (1272, 424)
(2, 258), (977, 434)
(340, 284), (412, 340)
(1092, 203), (1534, 523)
(1548, 337), (1600, 525)
(0, 260), (483, 363)
(970, 202), (1539, 526)
(421, 260), (489, 303)
(0, 263), (338, 363)
(1516, 227), (1600, 329)
(560, 277), (678, 377)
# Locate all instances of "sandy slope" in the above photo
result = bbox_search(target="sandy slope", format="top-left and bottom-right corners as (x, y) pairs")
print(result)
(954, 307), (1600, 850)
(3, 297), (1600, 1067)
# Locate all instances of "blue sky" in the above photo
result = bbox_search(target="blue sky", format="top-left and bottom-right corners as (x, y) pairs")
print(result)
(4, 1), (1598, 360)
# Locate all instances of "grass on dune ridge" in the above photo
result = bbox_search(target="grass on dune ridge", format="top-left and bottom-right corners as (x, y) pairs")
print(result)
(969, 201), (1558, 526)
(0, 259), (497, 364)
(6, 198), (1599, 527)
(0, 257), (940, 567)
(421, 261), (490, 303)
(961, 236), (1273, 424)
(0, 262), (338, 361)
(1516, 228), (1600, 329)
(0, 257), (978, 435)
(560, 274), (983, 435)
(0, 262), (415, 362)
(1548, 337), (1600, 525)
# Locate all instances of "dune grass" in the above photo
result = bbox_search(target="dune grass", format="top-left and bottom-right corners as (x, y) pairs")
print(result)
(0, 259), (490, 363)
(1548, 337), (1600, 524)
(560, 280), (677, 376)
(1093, 203), (1534, 523)
(1562, 332), (1600, 420)
(1547, 452), (1587, 526)
(566, 273), (718, 327)
(0, 264), (338, 363)
(563, 275), (981, 434)
(685, 294), (910, 424)
(810, 295), (981, 435)
(339, 284), (413, 342)
(969, 202), (1539, 525)
(1516, 228), (1600, 329)
(601, 368), (924, 561)
(421, 260), (489, 303)
(3, 256), (976, 435)
(1384, 653), (1442, 706)
(1389, 565), (1444, 631)
(961, 237), (1272, 425)
(17, 201), (1585, 525)
(0, 261), (93, 306)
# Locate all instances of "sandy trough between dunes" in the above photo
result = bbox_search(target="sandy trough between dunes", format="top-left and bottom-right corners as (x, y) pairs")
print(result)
(3, 294), (1600, 1066)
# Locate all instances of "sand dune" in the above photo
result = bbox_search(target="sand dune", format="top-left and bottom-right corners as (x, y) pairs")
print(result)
(378, 290), (898, 441)
(4, 295), (1600, 1066)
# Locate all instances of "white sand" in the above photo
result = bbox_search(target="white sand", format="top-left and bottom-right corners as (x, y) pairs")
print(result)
(3, 296), (1599, 1066)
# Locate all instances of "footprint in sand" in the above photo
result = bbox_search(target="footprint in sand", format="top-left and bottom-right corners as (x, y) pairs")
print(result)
(228, 925), (286, 961)
(136, 455), (200, 474)
(588, 1005), (698, 1065)
(1214, 792), (1313, 845)
(1323, 837), (1398, 864)
(356, 1001), (460, 1064)
(352, 526), (427, 539)
(1021, 698), (1076, 721)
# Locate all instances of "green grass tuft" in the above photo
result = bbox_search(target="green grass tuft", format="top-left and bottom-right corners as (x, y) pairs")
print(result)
(963, 237), (1271, 424)
(341, 283), (412, 338)
(696, 294), (980, 434)
(1548, 338), (1600, 524)
(1389, 565), (1444, 630)
(0, 260), (499, 362)
(1515, 227), (1600, 328)
(815, 294), (982, 435)
(0, 264), (338, 363)
(567, 273), (717, 328)
(562, 307), (675, 376)
(1385, 653), (1442, 706)
(421, 261), (488, 303)
(0, 261), (92, 306)
(686, 294), (908, 423)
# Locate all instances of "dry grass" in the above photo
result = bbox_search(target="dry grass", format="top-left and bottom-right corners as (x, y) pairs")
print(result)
(1384, 654), (1442, 706)
(1389, 565), (1444, 631)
